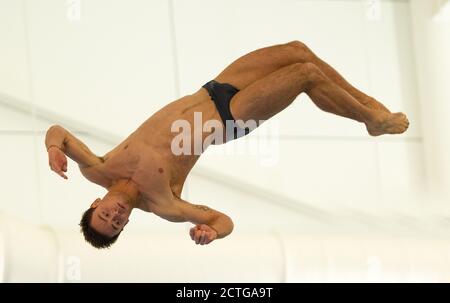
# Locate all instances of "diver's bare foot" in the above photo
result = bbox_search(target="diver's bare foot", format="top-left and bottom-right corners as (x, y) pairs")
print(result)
(366, 112), (410, 136)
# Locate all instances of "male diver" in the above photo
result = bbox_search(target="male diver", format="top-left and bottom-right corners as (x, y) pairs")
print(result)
(45, 41), (409, 248)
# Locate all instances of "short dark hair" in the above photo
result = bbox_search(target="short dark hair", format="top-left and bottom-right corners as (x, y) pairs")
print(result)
(79, 208), (121, 249)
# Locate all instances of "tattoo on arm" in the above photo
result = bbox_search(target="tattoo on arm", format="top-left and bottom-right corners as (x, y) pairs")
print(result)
(192, 205), (212, 212)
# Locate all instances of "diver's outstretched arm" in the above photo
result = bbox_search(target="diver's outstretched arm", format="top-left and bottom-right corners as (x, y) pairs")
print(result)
(45, 125), (103, 179)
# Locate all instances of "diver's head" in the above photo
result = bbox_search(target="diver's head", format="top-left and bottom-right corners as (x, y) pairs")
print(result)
(80, 191), (133, 249)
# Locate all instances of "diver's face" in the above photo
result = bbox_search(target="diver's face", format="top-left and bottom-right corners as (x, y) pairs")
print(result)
(90, 197), (130, 237)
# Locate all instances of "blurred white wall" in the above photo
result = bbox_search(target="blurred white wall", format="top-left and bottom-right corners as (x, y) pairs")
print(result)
(0, 0), (448, 282)
(410, 0), (450, 200)
(2, 215), (450, 283)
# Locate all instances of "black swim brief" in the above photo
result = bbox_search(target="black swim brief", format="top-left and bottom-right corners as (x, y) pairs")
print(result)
(202, 80), (251, 141)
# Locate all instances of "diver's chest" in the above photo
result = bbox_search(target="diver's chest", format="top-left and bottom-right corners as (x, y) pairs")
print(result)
(102, 148), (143, 178)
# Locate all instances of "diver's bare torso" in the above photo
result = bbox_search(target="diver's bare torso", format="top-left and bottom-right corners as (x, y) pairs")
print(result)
(83, 87), (223, 211)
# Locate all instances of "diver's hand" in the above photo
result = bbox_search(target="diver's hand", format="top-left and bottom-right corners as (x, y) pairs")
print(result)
(189, 224), (218, 245)
(47, 146), (68, 179)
